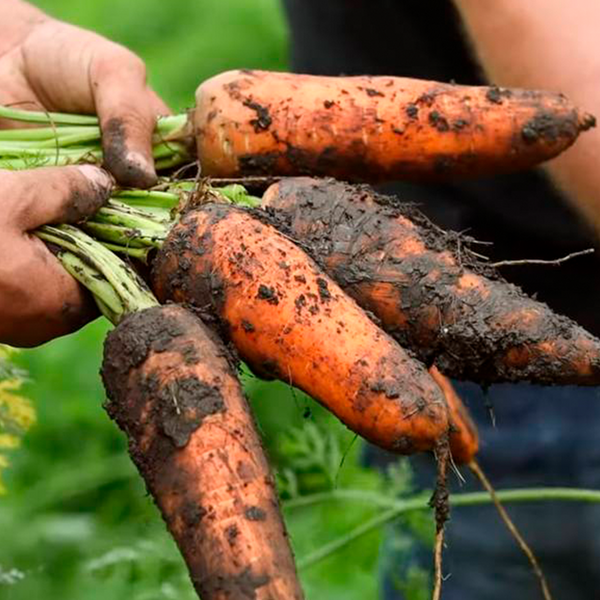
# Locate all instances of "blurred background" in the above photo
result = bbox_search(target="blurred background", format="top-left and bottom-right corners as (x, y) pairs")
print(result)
(0, 2), (430, 599)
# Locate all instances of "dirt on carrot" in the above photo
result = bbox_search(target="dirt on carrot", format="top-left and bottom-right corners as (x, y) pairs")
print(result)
(429, 366), (479, 465)
(194, 70), (594, 182)
(101, 304), (304, 600)
(262, 177), (600, 386)
(151, 203), (449, 455)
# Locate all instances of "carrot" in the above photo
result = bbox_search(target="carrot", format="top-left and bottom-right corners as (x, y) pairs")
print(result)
(428, 366), (478, 465)
(151, 203), (449, 455)
(194, 69), (594, 182)
(102, 304), (304, 600)
(1, 71), (593, 181)
(261, 177), (600, 386)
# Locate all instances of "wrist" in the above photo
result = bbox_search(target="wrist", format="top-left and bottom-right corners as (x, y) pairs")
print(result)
(0, 0), (48, 57)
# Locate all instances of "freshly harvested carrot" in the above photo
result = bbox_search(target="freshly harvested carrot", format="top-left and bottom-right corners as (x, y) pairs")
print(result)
(102, 304), (304, 600)
(262, 177), (600, 386)
(194, 69), (594, 182)
(151, 203), (449, 455)
(428, 366), (478, 465)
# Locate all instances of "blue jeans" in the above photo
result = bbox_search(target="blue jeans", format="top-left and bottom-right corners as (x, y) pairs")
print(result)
(370, 382), (600, 599)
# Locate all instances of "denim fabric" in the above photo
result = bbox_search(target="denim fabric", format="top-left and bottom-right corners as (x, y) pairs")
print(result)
(370, 382), (600, 599)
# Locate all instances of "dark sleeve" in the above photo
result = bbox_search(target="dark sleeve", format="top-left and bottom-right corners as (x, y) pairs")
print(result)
(281, 0), (483, 81)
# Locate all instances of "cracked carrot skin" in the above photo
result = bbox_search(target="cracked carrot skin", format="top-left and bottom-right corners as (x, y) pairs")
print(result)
(102, 305), (304, 600)
(262, 177), (600, 386)
(194, 69), (594, 182)
(429, 366), (479, 465)
(152, 204), (449, 455)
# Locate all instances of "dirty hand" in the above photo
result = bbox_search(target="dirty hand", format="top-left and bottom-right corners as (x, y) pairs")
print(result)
(0, 1), (170, 187)
(0, 166), (113, 347)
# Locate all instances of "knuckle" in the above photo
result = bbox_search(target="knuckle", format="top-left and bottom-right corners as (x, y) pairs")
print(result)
(127, 53), (148, 81)
(92, 45), (148, 85)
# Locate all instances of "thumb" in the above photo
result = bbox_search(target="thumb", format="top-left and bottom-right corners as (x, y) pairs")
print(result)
(7, 165), (113, 231)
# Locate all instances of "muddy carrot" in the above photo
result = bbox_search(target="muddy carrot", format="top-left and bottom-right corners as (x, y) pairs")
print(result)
(262, 177), (600, 386)
(1, 71), (593, 180)
(102, 304), (304, 600)
(151, 203), (449, 455)
(429, 366), (478, 465)
(194, 69), (594, 182)
(36, 226), (304, 600)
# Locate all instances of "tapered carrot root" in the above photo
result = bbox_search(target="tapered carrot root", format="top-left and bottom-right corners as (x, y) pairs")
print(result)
(101, 305), (304, 600)
(428, 367), (552, 598)
(194, 69), (594, 182)
(262, 177), (600, 385)
(151, 204), (449, 454)
(429, 366), (479, 465)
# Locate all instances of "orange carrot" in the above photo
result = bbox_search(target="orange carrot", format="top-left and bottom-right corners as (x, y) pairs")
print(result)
(262, 177), (600, 385)
(151, 204), (449, 455)
(102, 304), (304, 600)
(194, 69), (594, 182)
(429, 366), (479, 465)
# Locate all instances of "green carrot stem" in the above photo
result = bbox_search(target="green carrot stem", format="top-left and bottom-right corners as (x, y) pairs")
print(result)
(0, 139), (98, 151)
(155, 114), (190, 140)
(215, 184), (262, 208)
(37, 131), (102, 148)
(79, 182), (262, 251)
(36, 225), (157, 323)
(57, 251), (127, 320)
(154, 154), (189, 171)
(0, 126), (93, 141)
(151, 141), (187, 160)
(0, 105), (99, 125)
(0, 157), (68, 170)
(103, 199), (173, 225)
(0, 106), (192, 171)
(82, 221), (165, 248)
(94, 297), (121, 325)
(113, 189), (180, 207)
(94, 206), (168, 232)
(80, 221), (153, 248)
(99, 242), (153, 263)
(0, 146), (97, 158)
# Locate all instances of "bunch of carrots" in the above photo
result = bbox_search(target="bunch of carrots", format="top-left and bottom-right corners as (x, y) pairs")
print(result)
(3, 69), (599, 600)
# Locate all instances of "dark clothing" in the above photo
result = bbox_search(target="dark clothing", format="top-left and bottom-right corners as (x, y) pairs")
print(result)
(379, 382), (600, 599)
(283, 1), (600, 598)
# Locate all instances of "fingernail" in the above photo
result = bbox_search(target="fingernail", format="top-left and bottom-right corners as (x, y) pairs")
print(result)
(123, 150), (157, 188)
(77, 165), (115, 193)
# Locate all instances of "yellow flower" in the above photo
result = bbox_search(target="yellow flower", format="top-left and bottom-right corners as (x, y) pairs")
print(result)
(0, 345), (36, 494)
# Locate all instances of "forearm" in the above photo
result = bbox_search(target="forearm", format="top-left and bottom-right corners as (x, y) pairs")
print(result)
(0, 0), (47, 56)
(454, 0), (600, 237)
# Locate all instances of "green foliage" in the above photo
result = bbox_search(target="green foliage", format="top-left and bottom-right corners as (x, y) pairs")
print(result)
(276, 420), (435, 600)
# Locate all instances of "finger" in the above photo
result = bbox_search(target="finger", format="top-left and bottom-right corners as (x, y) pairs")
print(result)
(0, 52), (45, 129)
(0, 235), (98, 347)
(5, 165), (113, 231)
(91, 52), (160, 188)
(18, 21), (165, 187)
(148, 87), (172, 117)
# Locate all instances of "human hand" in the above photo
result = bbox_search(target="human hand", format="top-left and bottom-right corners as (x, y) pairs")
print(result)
(0, 166), (113, 347)
(0, 2), (170, 187)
